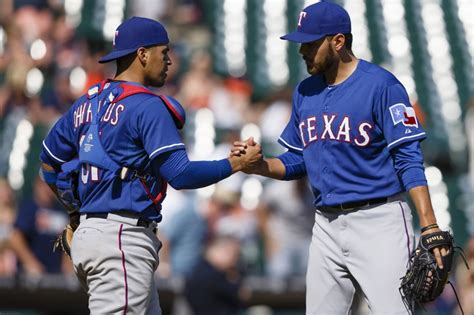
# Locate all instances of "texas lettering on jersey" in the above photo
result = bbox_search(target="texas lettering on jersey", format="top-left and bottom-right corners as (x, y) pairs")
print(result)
(278, 60), (427, 207)
(299, 114), (372, 147)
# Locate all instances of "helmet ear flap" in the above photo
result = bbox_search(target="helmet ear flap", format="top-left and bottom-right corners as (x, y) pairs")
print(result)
(159, 95), (186, 129)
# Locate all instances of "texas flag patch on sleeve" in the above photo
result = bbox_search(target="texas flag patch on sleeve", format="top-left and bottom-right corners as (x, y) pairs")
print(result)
(389, 103), (418, 127)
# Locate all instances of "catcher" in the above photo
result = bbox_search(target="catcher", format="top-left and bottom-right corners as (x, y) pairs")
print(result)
(40, 16), (262, 314)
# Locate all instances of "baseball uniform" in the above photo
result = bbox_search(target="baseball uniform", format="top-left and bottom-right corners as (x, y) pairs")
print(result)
(275, 2), (430, 314)
(279, 60), (424, 314)
(40, 16), (260, 314)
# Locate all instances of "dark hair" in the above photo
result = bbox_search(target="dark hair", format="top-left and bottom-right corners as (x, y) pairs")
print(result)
(343, 33), (353, 50)
(115, 53), (136, 75)
(326, 33), (353, 51)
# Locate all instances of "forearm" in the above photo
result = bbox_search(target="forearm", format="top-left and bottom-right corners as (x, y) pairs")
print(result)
(252, 158), (286, 179)
(41, 163), (59, 195)
(391, 141), (427, 189)
(157, 145), (262, 189)
(277, 150), (306, 180)
(41, 163), (68, 210)
(409, 185), (438, 228)
(169, 159), (232, 189)
(243, 149), (305, 180)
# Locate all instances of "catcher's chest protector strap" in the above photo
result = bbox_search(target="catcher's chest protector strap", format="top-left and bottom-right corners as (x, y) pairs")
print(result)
(79, 88), (121, 172)
(114, 82), (185, 129)
(91, 80), (185, 129)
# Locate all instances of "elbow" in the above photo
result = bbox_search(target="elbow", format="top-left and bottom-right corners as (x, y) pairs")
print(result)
(167, 181), (182, 190)
(167, 177), (188, 190)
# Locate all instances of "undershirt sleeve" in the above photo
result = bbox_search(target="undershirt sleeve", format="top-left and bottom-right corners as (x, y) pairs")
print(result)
(152, 149), (232, 189)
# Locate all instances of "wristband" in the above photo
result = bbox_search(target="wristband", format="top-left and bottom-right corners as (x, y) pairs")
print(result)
(420, 223), (439, 233)
(40, 168), (58, 185)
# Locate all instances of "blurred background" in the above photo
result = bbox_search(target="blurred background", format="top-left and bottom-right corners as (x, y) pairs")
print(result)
(0, 0), (472, 314)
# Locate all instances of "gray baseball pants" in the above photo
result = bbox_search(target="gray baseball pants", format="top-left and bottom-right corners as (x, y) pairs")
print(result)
(306, 195), (414, 315)
(71, 213), (162, 315)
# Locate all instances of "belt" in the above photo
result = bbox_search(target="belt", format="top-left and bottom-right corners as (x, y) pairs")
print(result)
(85, 212), (156, 229)
(319, 197), (388, 212)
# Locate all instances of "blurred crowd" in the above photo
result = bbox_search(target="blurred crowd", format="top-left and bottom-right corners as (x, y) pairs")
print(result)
(0, 1), (473, 314)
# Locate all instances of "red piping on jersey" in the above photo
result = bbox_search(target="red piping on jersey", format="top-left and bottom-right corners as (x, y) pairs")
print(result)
(118, 224), (129, 315)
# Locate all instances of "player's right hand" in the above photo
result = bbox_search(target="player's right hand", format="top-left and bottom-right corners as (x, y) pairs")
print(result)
(231, 137), (257, 156)
(228, 137), (263, 173)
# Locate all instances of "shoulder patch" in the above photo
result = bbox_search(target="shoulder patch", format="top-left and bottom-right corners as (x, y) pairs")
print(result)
(389, 103), (418, 128)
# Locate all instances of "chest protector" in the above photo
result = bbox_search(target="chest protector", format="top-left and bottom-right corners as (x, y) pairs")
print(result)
(56, 80), (186, 211)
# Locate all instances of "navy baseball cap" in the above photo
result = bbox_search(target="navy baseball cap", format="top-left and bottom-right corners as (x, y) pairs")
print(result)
(98, 16), (169, 63)
(281, 1), (351, 43)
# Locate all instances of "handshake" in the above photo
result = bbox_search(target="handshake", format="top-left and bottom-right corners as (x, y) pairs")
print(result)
(228, 137), (264, 174)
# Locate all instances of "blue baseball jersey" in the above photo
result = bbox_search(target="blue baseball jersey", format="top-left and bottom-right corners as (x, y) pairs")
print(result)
(41, 80), (185, 220)
(279, 60), (426, 206)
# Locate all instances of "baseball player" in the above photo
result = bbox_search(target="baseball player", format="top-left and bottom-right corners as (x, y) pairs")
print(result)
(233, 1), (449, 314)
(39, 17), (261, 314)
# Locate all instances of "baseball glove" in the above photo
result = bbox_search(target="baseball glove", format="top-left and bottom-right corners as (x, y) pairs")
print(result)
(399, 230), (468, 313)
(53, 224), (75, 258)
(53, 213), (79, 259)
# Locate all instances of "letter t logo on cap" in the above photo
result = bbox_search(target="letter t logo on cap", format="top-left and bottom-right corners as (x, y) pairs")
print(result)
(298, 11), (307, 26)
(113, 30), (119, 46)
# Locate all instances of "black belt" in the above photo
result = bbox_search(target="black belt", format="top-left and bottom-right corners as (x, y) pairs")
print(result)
(85, 212), (155, 229)
(319, 197), (388, 212)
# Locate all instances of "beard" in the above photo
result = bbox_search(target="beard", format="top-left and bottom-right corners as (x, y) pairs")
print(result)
(306, 47), (337, 76)
(147, 71), (167, 88)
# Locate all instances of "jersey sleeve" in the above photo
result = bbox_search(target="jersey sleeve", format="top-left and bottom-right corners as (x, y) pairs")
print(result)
(375, 83), (426, 150)
(134, 97), (185, 160)
(391, 140), (427, 190)
(278, 85), (304, 152)
(278, 150), (306, 180)
(41, 108), (77, 167)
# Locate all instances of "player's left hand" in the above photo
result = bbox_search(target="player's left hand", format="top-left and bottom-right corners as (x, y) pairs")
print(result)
(231, 137), (256, 156)
(421, 227), (449, 269)
(399, 230), (462, 310)
(228, 137), (262, 173)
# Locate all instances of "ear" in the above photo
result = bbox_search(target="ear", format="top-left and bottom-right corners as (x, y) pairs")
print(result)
(136, 47), (148, 64)
(332, 34), (346, 51)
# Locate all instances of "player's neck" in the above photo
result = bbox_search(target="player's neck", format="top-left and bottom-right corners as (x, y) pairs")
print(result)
(325, 56), (359, 86)
(114, 71), (145, 86)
